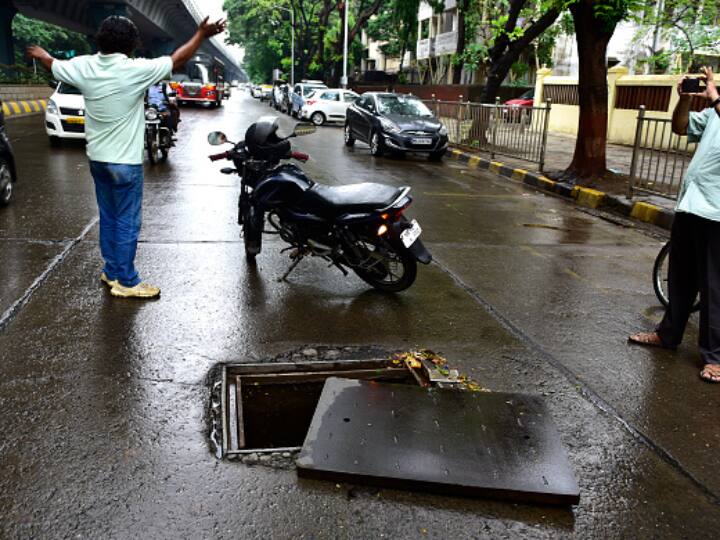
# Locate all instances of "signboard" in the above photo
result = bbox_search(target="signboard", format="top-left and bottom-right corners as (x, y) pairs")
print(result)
(435, 31), (458, 56)
(417, 38), (433, 60)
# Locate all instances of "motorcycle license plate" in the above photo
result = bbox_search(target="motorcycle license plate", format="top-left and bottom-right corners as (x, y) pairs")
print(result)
(401, 219), (422, 248)
(66, 117), (84, 124)
(411, 137), (432, 145)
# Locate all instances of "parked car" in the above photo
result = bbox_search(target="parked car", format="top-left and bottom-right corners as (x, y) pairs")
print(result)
(503, 89), (534, 123)
(504, 88), (534, 108)
(289, 80), (328, 117)
(344, 92), (448, 161)
(0, 98), (18, 206)
(259, 84), (273, 101)
(300, 88), (359, 125)
(250, 85), (263, 98)
(45, 81), (86, 146)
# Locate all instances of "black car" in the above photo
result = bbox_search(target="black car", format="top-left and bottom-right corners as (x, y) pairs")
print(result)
(0, 98), (17, 206)
(344, 92), (448, 161)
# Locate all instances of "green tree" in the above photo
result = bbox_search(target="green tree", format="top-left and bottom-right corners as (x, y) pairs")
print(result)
(632, 0), (720, 73)
(11, 13), (91, 64)
(562, 0), (638, 182)
(224, 0), (385, 84)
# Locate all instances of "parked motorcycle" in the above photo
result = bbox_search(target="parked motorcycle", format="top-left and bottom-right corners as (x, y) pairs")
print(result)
(207, 116), (431, 292)
(145, 105), (173, 164)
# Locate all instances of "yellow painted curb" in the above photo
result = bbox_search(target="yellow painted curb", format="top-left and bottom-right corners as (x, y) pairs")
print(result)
(2, 99), (49, 117)
(489, 161), (503, 173)
(571, 186), (606, 209)
(537, 176), (556, 188)
(467, 155), (481, 168)
(512, 168), (528, 181)
(630, 202), (661, 224)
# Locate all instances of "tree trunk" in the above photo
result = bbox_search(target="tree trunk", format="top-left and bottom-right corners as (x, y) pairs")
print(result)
(452, 0), (468, 84)
(563, 0), (615, 182)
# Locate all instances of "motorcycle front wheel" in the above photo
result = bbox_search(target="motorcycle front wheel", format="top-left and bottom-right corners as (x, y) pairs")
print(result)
(351, 240), (417, 292)
(146, 128), (166, 164)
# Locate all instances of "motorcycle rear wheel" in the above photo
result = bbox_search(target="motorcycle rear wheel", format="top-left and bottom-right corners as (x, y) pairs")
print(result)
(352, 241), (417, 292)
(244, 205), (264, 260)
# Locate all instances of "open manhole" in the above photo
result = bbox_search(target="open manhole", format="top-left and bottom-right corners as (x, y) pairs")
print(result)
(212, 352), (580, 505)
(218, 358), (430, 457)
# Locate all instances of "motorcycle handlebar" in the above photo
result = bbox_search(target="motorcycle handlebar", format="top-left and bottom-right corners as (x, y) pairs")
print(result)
(209, 151), (230, 162)
(290, 151), (309, 162)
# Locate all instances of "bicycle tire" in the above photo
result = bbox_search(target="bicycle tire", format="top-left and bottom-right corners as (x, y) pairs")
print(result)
(653, 241), (700, 312)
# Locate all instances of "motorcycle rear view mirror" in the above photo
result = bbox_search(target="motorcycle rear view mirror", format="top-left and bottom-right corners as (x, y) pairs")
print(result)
(208, 131), (228, 146)
(292, 123), (317, 137)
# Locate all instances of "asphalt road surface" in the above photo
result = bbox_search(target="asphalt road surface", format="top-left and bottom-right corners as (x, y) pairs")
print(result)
(0, 92), (718, 538)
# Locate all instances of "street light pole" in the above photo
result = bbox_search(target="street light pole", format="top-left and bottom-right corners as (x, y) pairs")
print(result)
(290, 7), (295, 86)
(341, 0), (349, 88)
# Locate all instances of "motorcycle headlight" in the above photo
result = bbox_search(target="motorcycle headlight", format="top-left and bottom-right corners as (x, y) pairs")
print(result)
(380, 117), (401, 134)
(439, 124), (448, 136)
(145, 108), (158, 121)
(46, 98), (58, 115)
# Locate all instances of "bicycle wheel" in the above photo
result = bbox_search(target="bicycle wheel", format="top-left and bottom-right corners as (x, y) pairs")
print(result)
(653, 241), (700, 312)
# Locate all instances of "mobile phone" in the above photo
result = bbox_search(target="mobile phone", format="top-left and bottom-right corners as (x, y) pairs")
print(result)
(681, 78), (702, 93)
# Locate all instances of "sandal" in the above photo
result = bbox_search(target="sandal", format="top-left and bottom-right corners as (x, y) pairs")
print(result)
(700, 364), (720, 383)
(628, 332), (674, 349)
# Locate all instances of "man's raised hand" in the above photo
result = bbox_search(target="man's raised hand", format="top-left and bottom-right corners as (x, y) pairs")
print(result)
(26, 45), (54, 71)
(199, 16), (226, 39)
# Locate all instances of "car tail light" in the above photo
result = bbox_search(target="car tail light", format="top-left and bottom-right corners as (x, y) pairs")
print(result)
(305, 99), (317, 106)
(203, 84), (216, 92)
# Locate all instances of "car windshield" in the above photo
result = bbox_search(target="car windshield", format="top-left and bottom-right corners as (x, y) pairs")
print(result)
(304, 85), (325, 96)
(519, 89), (534, 99)
(57, 83), (81, 95)
(376, 95), (432, 117)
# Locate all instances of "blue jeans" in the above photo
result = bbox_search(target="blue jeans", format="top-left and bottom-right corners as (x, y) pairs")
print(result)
(89, 161), (144, 287)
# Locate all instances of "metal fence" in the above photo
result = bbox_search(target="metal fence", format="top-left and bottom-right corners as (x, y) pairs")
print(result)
(628, 106), (695, 200)
(424, 97), (552, 171)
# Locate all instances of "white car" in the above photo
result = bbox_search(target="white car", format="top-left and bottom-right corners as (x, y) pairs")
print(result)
(45, 81), (86, 145)
(300, 88), (359, 126)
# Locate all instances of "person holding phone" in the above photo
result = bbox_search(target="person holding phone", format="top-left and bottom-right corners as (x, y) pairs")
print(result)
(629, 66), (720, 384)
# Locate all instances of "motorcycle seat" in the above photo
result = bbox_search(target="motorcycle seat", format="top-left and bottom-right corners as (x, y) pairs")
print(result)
(308, 183), (404, 214)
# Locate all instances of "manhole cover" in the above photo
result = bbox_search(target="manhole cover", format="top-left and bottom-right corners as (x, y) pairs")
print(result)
(297, 378), (580, 506)
(218, 359), (421, 457)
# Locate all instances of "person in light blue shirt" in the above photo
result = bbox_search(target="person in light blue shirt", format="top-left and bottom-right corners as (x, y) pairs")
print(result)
(27, 14), (225, 299)
(630, 67), (720, 384)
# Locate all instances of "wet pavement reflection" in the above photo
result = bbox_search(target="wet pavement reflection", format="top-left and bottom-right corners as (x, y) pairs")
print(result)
(0, 92), (718, 538)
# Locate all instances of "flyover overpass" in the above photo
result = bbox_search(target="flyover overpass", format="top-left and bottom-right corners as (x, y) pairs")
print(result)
(1, 0), (247, 82)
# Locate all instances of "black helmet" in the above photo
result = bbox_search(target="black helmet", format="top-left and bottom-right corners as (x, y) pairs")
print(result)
(245, 116), (290, 160)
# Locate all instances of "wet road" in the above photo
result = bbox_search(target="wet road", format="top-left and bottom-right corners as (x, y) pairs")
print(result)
(1, 92), (718, 538)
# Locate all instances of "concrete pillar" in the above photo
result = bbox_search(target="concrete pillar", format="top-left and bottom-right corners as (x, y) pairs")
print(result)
(0, 2), (18, 67)
(606, 64), (628, 136)
(534, 66), (552, 104)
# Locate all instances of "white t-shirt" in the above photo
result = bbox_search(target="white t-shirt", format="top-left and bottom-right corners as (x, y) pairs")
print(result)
(52, 53), (173, 165)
